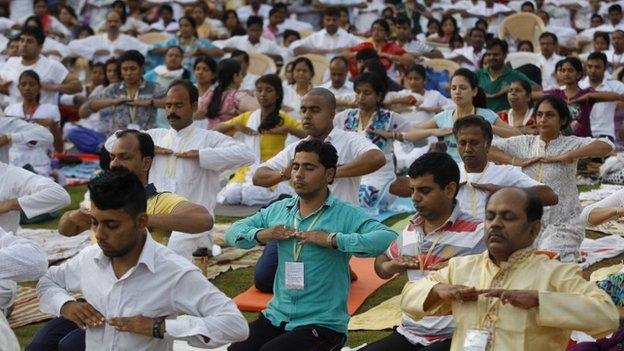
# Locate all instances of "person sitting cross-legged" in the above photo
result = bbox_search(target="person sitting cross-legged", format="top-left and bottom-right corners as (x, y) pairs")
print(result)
(34, 169), (249, 351)
(401, 187), (620, 351)
(362, 152), (485, 351)
(226, 139), (397, 351)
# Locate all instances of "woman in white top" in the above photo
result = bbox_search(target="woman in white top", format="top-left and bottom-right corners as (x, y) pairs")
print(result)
(5, 70), (61, 176)
(282, 57), (315, 121)
(490, 95), (614, 262)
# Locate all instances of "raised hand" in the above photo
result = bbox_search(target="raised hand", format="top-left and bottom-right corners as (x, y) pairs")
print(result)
(234, 125), (258, 135)
(154, 146), (174, 155)
(481, 289), (539, 309)
(108, 315), (156, 337)
(60, 301), (105, 329)
(174, 150), (199, 159)
(433, 284), (480, 303)
(256, 225), (297, 243)
(513, 157), (542, 167)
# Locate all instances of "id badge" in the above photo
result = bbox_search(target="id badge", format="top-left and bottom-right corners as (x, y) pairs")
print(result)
(463, 329), (490, 351)
(127, 123), (141, 130)
(285, 262), (305, 290)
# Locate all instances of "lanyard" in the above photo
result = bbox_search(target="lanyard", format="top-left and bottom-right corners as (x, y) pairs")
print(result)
(462, 163), (490, 217)
(292, 207), (326, 262)
(415, 232), (444, 274)
(532, 137), (545, 182)
(126, 87), (140, 123)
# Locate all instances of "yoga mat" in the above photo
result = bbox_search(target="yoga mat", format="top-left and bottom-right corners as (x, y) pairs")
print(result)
(215, 204), (261, 218)
(373, 197), (415, 223)
(233, 257), (394, 314)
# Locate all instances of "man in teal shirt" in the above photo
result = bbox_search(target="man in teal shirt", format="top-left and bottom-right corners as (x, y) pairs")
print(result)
(226, 139), (397, 351)
(476, 38), (539, 112)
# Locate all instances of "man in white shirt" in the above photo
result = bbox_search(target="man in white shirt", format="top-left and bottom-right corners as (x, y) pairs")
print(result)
(454, 116), (558, 220)
(580, 52), (624, 141)
(0, 161), (70, 234)
(68, 11), (148, 63)
(0, 116), (53, 164)
(536, 11), (578, 49)
(107, 80), (255, 260)
(251, 88), (385, 293)
(538, 32), (564, 90)
(319, 56), (353, 98)
(147, 4), (179, 34)
(0, 26), (81, 106)
(237, 0), (272, 22)
(446, 27), (487, 70)
(606, 30), (624, 69)
(35, 168), (249, 351)
(291, 7), (363, 60)
(214, 16), (284, 62)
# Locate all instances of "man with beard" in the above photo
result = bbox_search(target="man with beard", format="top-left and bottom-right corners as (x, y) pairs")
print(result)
(363, 152), (485, 351)
(105, 80), (255, 260)
(36, 169), (249, 350)
(226, 139), (396, 351)
(401, 187), (619, 351)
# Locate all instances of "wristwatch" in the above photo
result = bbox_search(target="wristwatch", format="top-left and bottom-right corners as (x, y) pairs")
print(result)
(152, 318), (165, 339)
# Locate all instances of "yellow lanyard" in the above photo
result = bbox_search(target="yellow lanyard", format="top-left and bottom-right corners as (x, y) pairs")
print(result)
(126, 87), (140, 124)
(462, 163), (490, 217)
(292, 207), (326, 262)
(416, 233), (444, 273)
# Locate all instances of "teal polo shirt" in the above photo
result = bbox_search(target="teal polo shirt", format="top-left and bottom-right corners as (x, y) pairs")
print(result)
(476, 66), (535, 112)
(225, 194), (397, 334)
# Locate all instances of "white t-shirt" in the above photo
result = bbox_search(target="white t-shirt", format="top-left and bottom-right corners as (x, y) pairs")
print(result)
(261, 128), (380, 205)
(0, 56), (69, 106)
(319, 80), (353, 98)
(579, 76), (624, 138)
(458, 162), (543, 220)
(399, 89), (454, 125)
(4, 103), (60, 175)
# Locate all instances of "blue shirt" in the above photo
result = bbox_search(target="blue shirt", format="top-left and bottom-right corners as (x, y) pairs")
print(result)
(434, 108), (498, 163)
(225, 194), (397, 334)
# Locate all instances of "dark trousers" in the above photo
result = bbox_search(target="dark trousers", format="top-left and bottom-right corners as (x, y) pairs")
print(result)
(360, 329), (452, 351)
(228, 313), (346, 351)
(25, 317), (85, 351)
(253, 240), (279, 293)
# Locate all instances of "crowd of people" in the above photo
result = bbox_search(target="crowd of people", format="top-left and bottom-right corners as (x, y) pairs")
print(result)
(3, 0), (624, 350)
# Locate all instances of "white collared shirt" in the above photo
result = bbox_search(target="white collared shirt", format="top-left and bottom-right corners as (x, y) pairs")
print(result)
(68, 33), (148, 63)
(213, 35), (284, 58)
(236, 4), (272, 22)
(290, 28), (363, 60)
(106, 125), (255, 216)
(540, 53), (565, 90)
(446, 46), (485, 70)
(319, 80), (354, 98)
(0, 161), (70, 234)
(37, 233), (249, 350)
(579, 75), (624, 138)
(261, 128), (381, 204)
(458, 162), (543, 220)
(148, 20), (179, 34)
(0, 56), (69, 105)
(0, 226), (47, 310)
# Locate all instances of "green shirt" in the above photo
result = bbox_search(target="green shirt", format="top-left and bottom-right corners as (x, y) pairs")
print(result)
(476, 66), (535, 112)
(225, 194), (397, 334)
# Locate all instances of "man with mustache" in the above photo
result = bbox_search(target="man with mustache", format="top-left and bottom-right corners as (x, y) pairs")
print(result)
(226, 139), (396, 351)
(363, 152), (485, 351)
(401, 187), (619, 351)
(106, 80), (255, 260)
(455, 115), (558, 220)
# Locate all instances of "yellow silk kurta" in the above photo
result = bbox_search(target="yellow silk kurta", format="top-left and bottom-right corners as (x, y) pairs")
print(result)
(401, 247), (619, 351)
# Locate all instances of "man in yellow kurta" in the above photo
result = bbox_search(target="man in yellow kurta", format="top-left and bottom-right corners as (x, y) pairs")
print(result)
(401, 187), (619, 351)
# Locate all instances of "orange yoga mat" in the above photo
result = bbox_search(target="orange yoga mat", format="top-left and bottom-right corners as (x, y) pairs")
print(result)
(233, 257), (394, 315)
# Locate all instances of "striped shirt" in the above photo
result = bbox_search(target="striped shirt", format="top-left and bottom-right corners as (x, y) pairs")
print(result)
(387, 205), (485, 346)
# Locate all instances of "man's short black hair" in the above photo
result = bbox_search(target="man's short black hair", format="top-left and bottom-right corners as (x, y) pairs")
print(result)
(609, 4), (622, 14)
(323, 6), (340, 18)
(247, 15), (263, 28)
(395, 14), (411, 27)
(594, 31), (610, 46)
(539, 32), (558, 45)
(115, 129), (155, 159)
(587, 51), (609, 67)
(294, 139), (338, 169)
(408, 152), (460, 198)
(119, 50), (145, 67)
(486, 38), (509, 55)
(167, 79), (199, 104)
(159, 4), (174, 14)
(468, 27), (486, 38)
(283, 29), (300, 41)
(20, 26), (45, 46)
(88, 168), (147, 217)
(330, 55), (348, 66)
(231, 49), (250, 63)
(452, 115), (494, 144)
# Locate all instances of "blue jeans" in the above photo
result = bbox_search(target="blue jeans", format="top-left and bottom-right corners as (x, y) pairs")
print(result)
(253, 240), (278, 293)
(26, 317), (85, 351)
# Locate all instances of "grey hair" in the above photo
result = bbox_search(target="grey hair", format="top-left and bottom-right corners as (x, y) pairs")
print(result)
(305, 87), (336, 111)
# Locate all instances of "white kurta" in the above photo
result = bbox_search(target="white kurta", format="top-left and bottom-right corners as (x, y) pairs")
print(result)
(0, 56), (69, 106)
(68, 33), (148, 63)
(105, 124), (255, 259)
(0, 162), (70, 234)
(0, 117), (53, 165)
